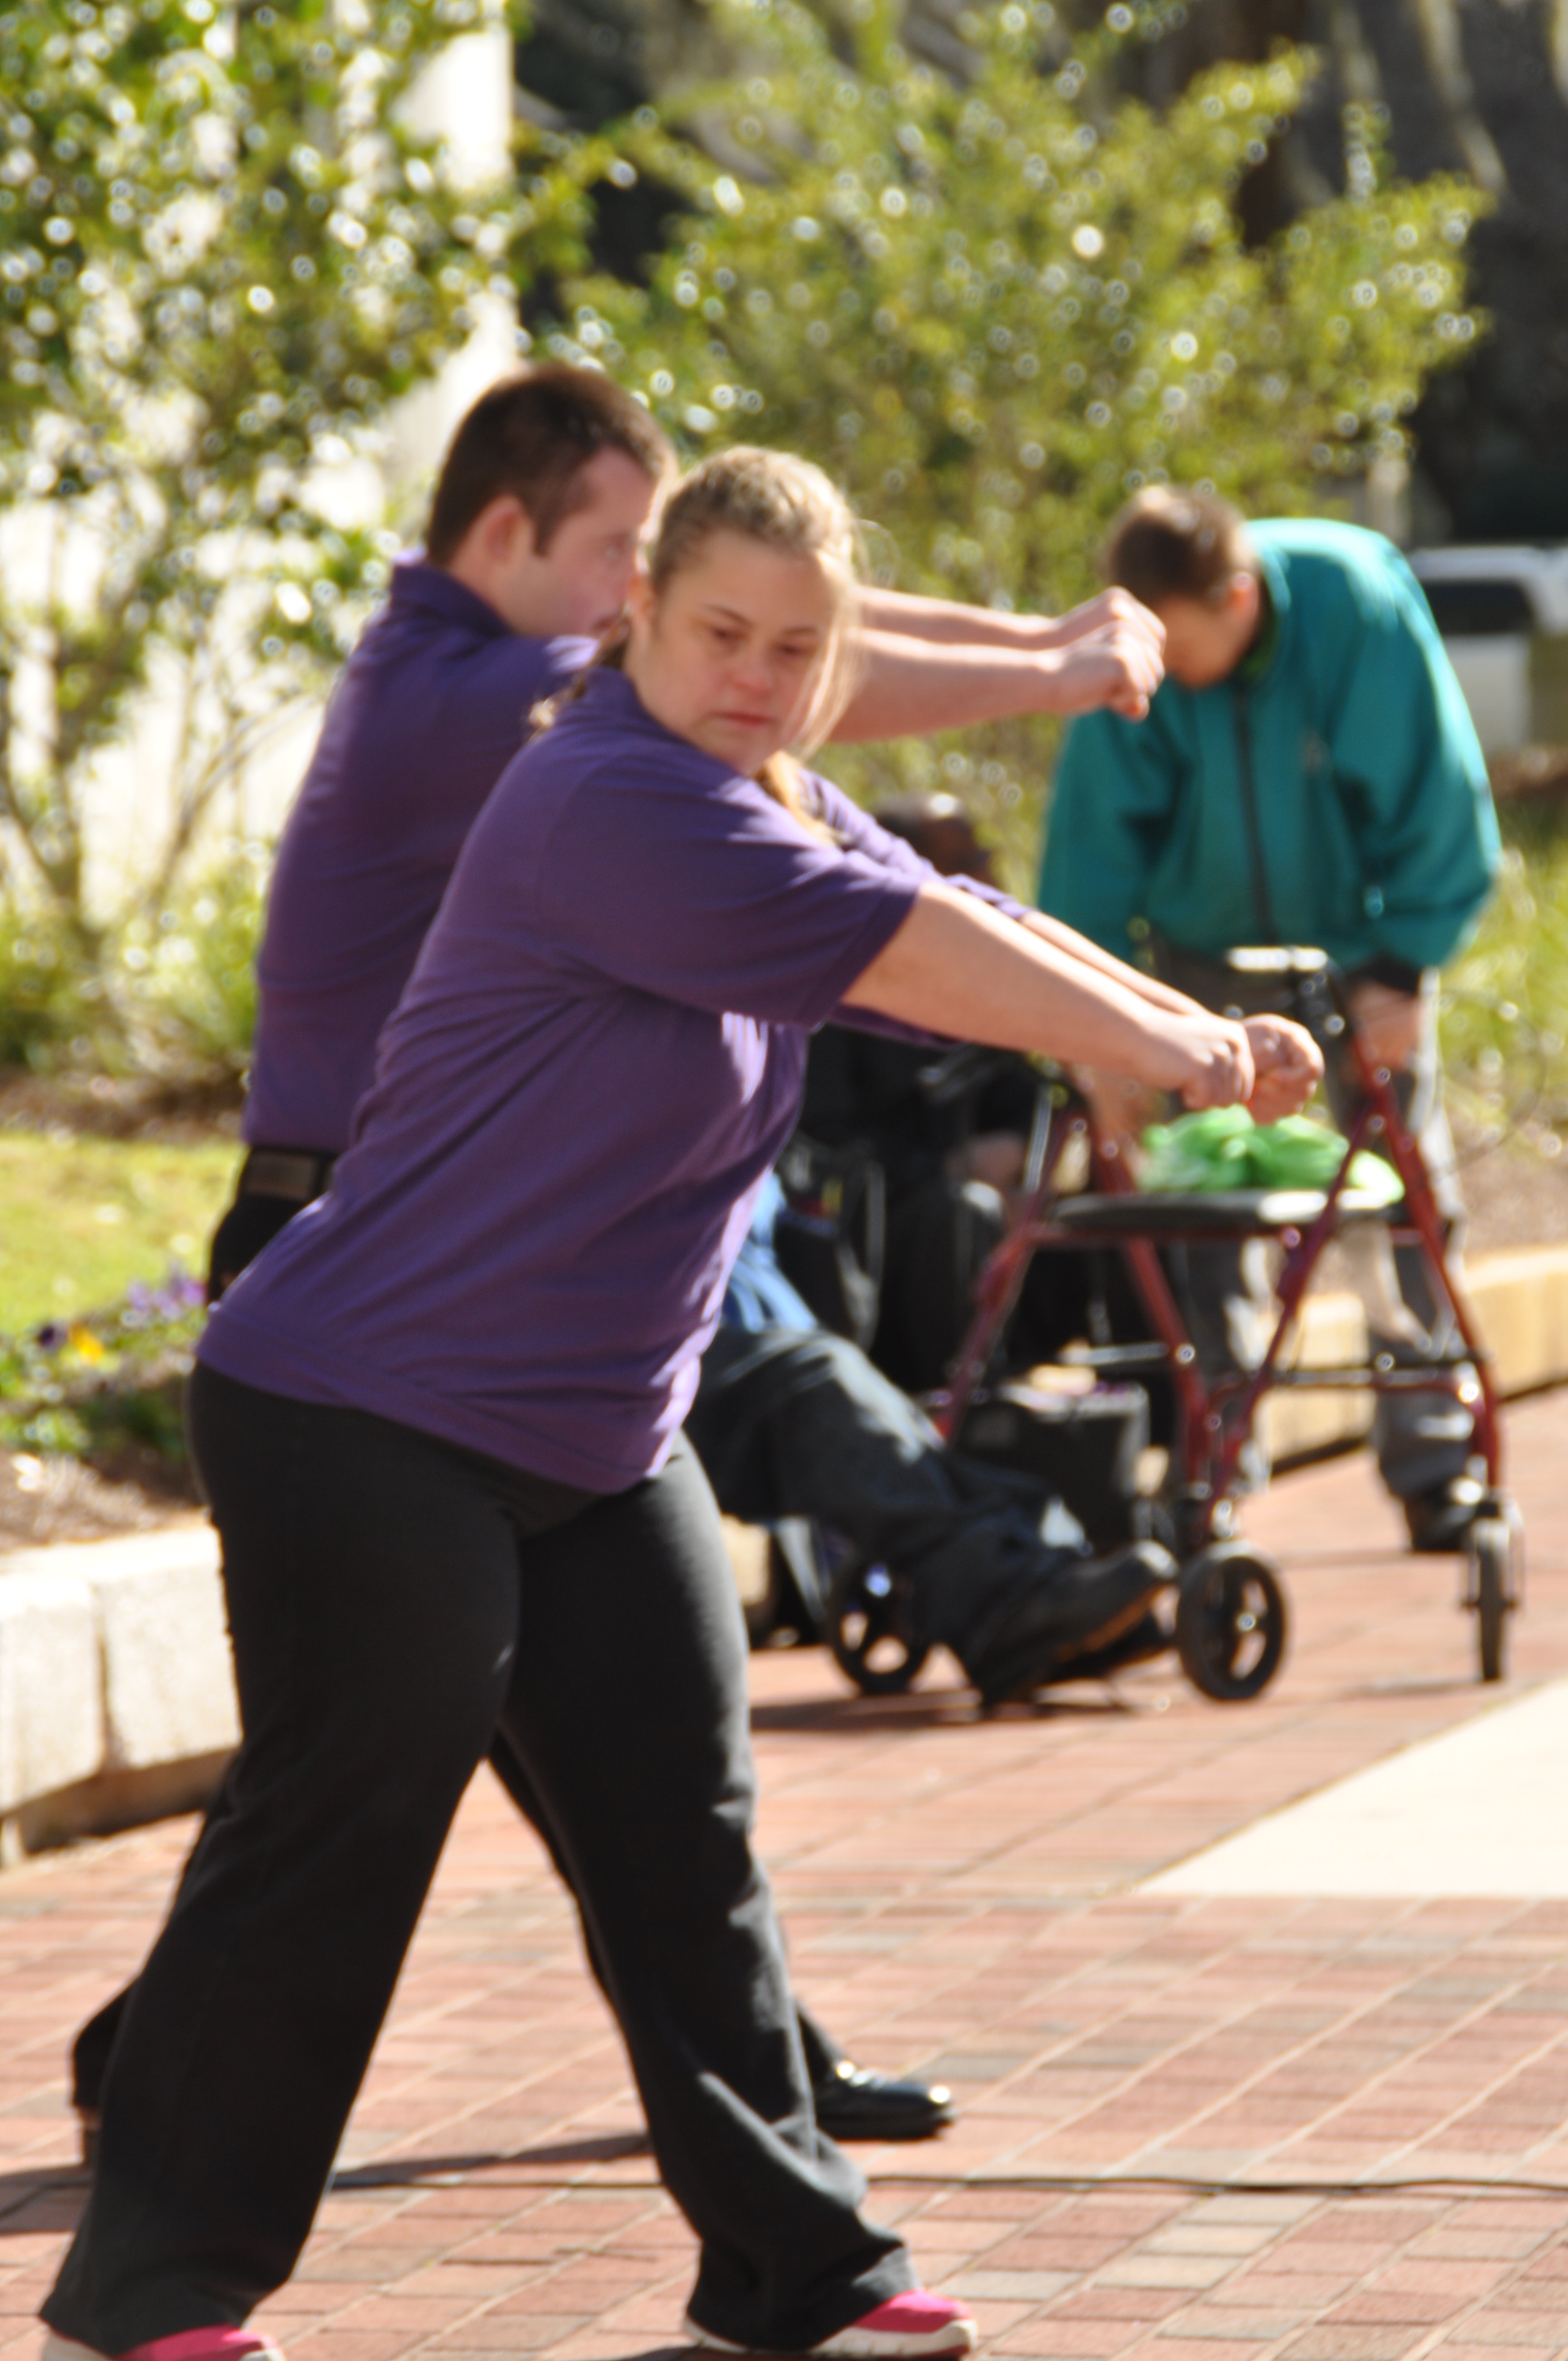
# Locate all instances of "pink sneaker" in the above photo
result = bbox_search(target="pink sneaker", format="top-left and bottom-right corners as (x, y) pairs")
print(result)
(43, 2331), (284, 2361)
(685, 2290), (977, 2357)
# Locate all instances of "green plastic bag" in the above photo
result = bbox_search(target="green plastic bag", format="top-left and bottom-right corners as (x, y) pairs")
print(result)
(1139, 1107), (1403, 1204)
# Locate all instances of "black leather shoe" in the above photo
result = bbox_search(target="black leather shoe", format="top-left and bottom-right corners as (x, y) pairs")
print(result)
(1404, 1476), (1485, 1554)
(1042, 1606), (1171, 1686)
(814, 2058), (957, 2141)
(966, 1542), (1177, 1710)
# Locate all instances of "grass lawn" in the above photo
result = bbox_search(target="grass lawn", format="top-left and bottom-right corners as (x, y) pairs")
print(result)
(0, 1133), (239, 1334)
(1445, 803), (1568, 1161)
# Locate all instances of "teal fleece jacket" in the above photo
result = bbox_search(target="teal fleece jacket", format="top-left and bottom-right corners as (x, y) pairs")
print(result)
(1037, 519), (1500, 979)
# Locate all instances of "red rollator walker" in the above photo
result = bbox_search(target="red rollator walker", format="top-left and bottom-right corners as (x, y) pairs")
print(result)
(827, 947), (1522, 1705)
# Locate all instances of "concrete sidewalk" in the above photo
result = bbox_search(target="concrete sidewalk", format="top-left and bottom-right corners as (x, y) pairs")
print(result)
(1, 1393), (1568, 2360)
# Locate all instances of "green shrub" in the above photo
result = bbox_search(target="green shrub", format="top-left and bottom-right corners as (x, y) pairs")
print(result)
(1443, 808), (1568, 1156)
(0, 841), (267, 1087)
(555, 0), (1484, 880)
(0, 904), (104, 1072)
(119, 841), (269, 1084)
(0, 0), (589, 968)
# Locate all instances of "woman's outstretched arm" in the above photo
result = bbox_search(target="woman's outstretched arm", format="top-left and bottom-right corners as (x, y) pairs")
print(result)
(841, 881), (1321, 1119)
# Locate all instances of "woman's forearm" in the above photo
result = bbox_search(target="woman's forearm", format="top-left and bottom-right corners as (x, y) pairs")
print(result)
(842, 882), (1254, 1103)
(1020, 912), (1198, 1017)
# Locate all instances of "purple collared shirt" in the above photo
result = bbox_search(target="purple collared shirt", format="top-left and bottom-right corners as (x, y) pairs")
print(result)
(201, 668), (932, 1491)
(244, 559), (592, 1153)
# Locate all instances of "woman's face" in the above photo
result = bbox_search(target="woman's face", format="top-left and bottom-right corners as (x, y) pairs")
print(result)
(625, 529), (840, 775)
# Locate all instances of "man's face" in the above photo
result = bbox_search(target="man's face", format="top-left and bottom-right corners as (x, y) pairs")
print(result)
(1153, 571), (1263, 690)
(457, 446), (664, 640)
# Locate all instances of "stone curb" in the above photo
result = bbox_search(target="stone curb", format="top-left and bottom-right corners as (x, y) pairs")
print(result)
(1267, 1238), (1568, 1463)
(2, 1242), (1564, 1861)
(0, 1521), (237, 1863)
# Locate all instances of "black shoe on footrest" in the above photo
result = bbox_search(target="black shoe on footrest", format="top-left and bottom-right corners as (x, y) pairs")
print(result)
(1042, 1606), (1171, 1688)
(814, 2059), (957, 2142)
(966, 1541), (1177, 1711)
(1404, 1476), (1485, 1555)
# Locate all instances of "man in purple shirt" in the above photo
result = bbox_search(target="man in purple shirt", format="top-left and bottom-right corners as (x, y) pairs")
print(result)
(212, 367), (670, 1285)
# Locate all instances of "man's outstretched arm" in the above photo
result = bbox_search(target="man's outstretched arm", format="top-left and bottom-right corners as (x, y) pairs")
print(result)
(859, 584), (1160, 654)
(832, 603), (1166, 740)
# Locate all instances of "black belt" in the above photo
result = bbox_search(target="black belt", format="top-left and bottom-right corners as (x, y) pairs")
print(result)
(238, 1146), (338, 1205)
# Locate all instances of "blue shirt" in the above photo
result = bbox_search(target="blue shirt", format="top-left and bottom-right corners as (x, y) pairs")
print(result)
(1039, 520), (1499, 975)
(202, 669), (929, 1490)
(722, 1175), (817, 1332)
(244, 559), (592, 1152)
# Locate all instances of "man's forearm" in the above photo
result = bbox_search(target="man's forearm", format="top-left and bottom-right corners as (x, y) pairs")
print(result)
(857, 586), (1054, 650)
(832, 632), (1065, 741)
(857, 584), (1164, 659)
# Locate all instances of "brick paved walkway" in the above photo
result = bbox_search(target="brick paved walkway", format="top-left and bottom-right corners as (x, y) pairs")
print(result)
(3, 1393), (1568, 2361)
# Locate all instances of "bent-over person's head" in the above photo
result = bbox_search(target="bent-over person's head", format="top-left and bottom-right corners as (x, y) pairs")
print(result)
(427, 365), (674, 640)
(623, 446), (865, 784)
(1103, 486), (1263, 691)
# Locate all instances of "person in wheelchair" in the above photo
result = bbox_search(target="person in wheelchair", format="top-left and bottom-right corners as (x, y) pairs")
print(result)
(1038, 487), (1502, 1550)
(688, 1174), (1172, 1704)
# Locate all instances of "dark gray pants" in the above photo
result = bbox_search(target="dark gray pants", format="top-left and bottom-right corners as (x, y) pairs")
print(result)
(1156, 949), (1472, 1501)
(689, 1322), (1072, 1665)
(44, 1368), (910, 2358)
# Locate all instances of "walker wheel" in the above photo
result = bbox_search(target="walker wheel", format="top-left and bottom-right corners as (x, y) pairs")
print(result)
(1468, 1515), (1517, 1684)
(825, 1553), (929, 1696)
(1175, 1542), (1288, 1702)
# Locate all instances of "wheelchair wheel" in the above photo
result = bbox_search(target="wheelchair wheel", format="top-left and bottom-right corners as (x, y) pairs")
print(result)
(1468, 1515), (1516, 1684)
(825, 1553), (929, 1696)
(1175, 1542), (1288, 1702)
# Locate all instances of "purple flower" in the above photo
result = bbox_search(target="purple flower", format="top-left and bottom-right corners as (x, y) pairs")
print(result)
(34, 1323), (64, 1352)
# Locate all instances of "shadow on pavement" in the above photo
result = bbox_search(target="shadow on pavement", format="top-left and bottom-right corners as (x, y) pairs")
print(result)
(749, 1685), (1147, 1733)
(332, 2130), (654, 2188)
(0, 2164), (87, 2235)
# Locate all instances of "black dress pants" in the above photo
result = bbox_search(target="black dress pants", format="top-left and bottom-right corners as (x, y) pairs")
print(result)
(689, 1323), (1078, 1664)
(74, 1187), (849, 2122)
(45, 1368), (910, 2357)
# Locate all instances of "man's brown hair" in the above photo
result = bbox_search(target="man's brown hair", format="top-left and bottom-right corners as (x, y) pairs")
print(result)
(1103, 485), (1256, 609)
(425, 365), (672, 564)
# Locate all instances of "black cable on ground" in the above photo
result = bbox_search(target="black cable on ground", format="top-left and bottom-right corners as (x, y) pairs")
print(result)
(327, 2163), (1568, 2201)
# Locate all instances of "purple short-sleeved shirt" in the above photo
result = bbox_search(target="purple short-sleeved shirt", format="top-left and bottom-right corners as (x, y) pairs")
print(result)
(200, 668), (927, 1491)
(244, 560), (592, 1153)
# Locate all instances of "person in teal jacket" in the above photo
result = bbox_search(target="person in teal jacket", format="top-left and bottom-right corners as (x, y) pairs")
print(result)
(1039, 488), (1501, 1551)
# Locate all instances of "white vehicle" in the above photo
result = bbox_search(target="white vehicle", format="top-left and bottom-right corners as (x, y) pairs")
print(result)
(1406, 543), (1568, 755)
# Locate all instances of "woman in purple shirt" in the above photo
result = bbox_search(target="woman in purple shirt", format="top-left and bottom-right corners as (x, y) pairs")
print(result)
(42, 452), (1318, 2361)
